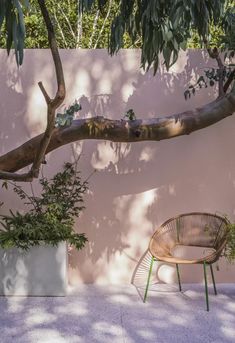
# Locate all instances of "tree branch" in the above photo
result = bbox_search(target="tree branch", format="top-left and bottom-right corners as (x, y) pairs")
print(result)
(0, 171), (33, 182)
(0, 0), (66, 182)
(89, 9), (99, 48)
(38, 0), (65, 107)
(1, 90), (235, 175)
(206, 46), (225, 97)
(93, 0), (112, 49)
(38, 81), (51, 104)
(224, 69), (235, 93)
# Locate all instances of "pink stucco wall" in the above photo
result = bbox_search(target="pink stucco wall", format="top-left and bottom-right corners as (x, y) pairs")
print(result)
(0, 49), (235, 286)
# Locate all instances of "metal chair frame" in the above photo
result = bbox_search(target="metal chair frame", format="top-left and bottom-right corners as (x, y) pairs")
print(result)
(143, 212), (228, 311)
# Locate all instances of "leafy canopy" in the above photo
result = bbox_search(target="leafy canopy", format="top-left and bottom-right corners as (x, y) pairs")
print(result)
(0, 0), (234, 71)
(81, 0), (234, 73)
(0, 0), (29, 65)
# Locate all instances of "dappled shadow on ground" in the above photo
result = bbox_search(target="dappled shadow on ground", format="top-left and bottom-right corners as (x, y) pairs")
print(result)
(0, 285), (234, 343)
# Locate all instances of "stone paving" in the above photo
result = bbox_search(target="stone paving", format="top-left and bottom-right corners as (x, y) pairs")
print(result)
(0, 284), (234, 343)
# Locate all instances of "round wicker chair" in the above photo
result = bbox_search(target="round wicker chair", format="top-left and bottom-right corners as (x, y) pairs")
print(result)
(144, 212), (228, 311)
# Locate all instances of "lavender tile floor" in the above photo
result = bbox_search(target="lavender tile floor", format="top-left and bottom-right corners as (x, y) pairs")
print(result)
(0, 284), (234, 343)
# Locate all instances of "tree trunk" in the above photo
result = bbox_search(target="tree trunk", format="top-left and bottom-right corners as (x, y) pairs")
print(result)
(0, 90), (235, 174)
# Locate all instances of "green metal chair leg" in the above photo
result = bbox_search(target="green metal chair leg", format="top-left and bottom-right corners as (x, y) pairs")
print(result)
(176, 263), (182, 292)
(210, 264), (217, 295)
(143, 255), (154, 303)
(203, 262), (209, 311)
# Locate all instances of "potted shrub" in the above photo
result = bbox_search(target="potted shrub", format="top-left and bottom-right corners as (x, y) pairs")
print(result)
(224, 222), (235, 263)
(0, 163), (88, 296)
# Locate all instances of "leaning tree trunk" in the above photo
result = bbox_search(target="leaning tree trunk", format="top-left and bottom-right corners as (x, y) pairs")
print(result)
(0, 88), (235, 178)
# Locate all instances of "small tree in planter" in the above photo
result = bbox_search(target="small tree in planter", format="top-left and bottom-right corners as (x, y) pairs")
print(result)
(224, 222), (235, 263)
(0, 162), (88, 250)
(0, 163), (88, 296)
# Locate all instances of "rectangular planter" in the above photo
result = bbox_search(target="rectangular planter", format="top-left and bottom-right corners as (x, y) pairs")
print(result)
(0, 242), (68, 296)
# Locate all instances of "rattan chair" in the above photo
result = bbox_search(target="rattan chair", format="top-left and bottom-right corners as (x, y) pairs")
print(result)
(144, 212), (228, 311)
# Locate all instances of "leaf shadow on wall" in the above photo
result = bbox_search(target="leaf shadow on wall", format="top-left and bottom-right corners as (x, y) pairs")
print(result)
(1, 50), (235, 286)
(47, 50), (235, 285)
(0, 52), (30, 156)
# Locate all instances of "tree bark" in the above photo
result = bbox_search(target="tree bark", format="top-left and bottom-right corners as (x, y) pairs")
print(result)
(0, 0), (65, 181)
(0, 90), (235, 175)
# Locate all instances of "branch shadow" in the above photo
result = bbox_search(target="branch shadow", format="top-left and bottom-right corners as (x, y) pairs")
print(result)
(1, 49), (235, 287)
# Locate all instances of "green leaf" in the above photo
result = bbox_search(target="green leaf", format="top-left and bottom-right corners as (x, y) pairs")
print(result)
(163, 46), (172, 70)
(0, 0), (6, 30)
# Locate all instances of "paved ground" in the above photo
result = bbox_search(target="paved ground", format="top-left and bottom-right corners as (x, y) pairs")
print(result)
(0, 283), (234, 343)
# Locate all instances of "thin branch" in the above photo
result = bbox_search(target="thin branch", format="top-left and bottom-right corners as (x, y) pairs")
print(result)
(89, 9), (100, 48)
(0, 171), (33, 182)
(85, 169), (97, 182)
(224, 68), (235, 93)
(57, 2), (77, 44)
(38, 0), (65, 107)
(53, 8), (68, 48)
(38, 81), (51, 104)
(27, 0), (66, 178)
(6, 180), (38, 211)
(93, 0), (113, 49)
(29, 181), (36, 202)
(76, 7), (83, 48)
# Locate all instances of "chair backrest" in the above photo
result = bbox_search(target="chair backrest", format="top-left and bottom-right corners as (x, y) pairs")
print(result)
(149, 212), (228, 258)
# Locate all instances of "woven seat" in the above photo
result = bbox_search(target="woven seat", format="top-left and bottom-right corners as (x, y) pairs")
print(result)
(144, 212), (228, 311)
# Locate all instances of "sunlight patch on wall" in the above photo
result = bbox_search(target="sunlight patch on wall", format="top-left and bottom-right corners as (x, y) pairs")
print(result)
(121, 83), (134, 102)
(75, 252), (122, 285)
(26, 88), (47, 136)
(170, 50), (188, 73)
(128, 189), (157, 226)
(72, 70), (91, 98)
(71, 142), (84, 160)
(97, 73), (112, 94)
(7, 75), (23, 94)
(91, 142), (131, 170)
(5, 56), (23, 93)
(109, 65), (122, 80)
(139, 146), (156, 162)
(169, 184), (176, 196)
(95, 252), (134, 285)
(122, 52), (140, 72)
(114, 188), (158, 250)
(91, 60), (105, 80)
(114, 189), (157, 225)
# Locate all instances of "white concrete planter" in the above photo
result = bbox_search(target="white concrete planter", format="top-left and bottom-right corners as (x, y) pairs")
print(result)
(0, 242), (68, 296)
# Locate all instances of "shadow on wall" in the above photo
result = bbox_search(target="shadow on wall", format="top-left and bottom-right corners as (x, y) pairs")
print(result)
(1, 49), (235, 284)
(0, 52), (30, 155)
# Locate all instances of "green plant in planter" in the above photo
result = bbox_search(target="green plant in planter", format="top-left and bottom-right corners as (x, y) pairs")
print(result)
(224, 222), (235, 263)
(0, 163), (88, 251)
